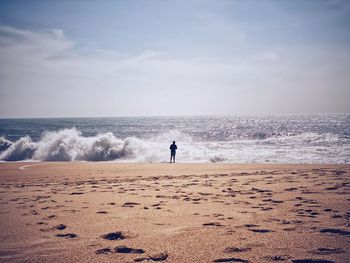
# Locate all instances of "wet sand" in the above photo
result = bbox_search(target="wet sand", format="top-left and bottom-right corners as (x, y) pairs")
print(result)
(0, 162), (349, 263)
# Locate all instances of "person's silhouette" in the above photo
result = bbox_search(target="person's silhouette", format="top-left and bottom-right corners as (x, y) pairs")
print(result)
(169, 141), (177, 163)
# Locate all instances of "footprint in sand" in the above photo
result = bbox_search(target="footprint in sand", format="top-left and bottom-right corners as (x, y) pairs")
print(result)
(319, 228), (350, 236)
(122, 202), (141, 208)
(264, 255), (288, 261)
(249, 229), (273, 233)
(101, 232), (126, 240)
(312, 247), (345, 255)
(134, 252), (168, 262)
(114, 246), (145, 254)
(55, 224), (67, 230)
(224, 247), (251, 253)
(95, 248), (113, 254)
(331, 214), (342, 218)
(203, 222), (223, 227)
(55, 233), (77, 238)
(149, 252), (168, 261)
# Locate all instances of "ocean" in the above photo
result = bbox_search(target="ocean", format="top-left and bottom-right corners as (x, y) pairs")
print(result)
(0, 114), (349, 163)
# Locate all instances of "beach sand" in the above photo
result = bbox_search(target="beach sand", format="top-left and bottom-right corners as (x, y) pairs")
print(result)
(0, 162), (349, 263)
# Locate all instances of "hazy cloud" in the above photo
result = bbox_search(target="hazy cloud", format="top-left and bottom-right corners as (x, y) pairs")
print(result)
(0, 16), (349, 117)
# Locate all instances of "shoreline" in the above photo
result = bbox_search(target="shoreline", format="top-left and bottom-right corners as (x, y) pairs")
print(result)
(1, 162), (349, 179)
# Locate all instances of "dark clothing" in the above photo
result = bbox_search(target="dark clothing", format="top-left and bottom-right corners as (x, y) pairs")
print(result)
(170, 143), (177, 163)
(170, 144), (177, 155)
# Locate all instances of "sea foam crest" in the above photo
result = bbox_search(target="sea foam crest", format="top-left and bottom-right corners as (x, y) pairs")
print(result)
(0, 128), (349, 163)
(0, 128), (164, 162)
(0, 137), (12, 152)
(0, 136), (36, 161)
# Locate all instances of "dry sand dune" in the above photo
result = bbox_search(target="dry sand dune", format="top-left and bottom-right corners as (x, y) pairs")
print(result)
(0, 163), (349, 263)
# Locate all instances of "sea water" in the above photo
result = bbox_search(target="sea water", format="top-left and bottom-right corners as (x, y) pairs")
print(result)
(0, 114), (349, 163)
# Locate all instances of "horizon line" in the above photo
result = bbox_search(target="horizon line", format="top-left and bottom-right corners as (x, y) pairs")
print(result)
(0, 112), (349, 120)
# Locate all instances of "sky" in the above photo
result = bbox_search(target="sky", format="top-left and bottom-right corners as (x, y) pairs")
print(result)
(0, 0), (349, 118)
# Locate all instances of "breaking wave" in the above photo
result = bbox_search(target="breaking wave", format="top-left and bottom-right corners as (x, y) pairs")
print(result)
(0, 128), (168, 162)
(0, 128), (349, 163)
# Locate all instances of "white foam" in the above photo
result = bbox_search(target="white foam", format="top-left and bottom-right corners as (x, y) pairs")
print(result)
(0, 128), (185, 162)
(0, 128), (349, 163)
(0, 136), (12, 152)
(0, 136), (36, 161)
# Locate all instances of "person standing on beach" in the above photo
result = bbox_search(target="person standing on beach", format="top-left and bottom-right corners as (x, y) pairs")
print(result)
(169, 141), (177, 163)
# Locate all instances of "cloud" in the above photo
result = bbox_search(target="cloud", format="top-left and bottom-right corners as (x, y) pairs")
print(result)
(0, 25), (349, 117)
(0, 25), (73, 55)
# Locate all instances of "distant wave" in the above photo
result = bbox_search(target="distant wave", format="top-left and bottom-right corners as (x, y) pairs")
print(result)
(0, 128), (349, 163)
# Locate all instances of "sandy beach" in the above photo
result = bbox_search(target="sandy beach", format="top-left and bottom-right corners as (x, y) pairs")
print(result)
(0, 162), (349, 263)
